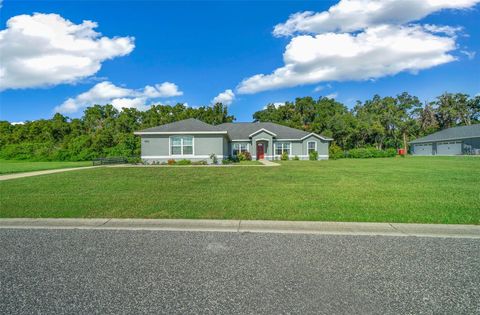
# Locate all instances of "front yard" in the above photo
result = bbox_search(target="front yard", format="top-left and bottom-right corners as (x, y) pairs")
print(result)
(1, 157), (479, 224)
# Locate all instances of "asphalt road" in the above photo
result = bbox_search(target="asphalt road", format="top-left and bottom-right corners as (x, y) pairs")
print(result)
(1, 229), (479, 314)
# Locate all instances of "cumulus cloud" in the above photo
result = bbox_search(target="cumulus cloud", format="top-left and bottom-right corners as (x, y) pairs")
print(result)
(211, 89), (235, 105)
(273, 0), (480, 36)
(143, 82), (183, 98)
(55, 81), (183, 114)
(237, 25), (456, 94)
(0, 13), (135, 90)
(237, 0), (478, 94)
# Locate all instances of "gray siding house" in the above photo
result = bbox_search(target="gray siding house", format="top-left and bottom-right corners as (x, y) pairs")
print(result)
(410, 124), (480, 156)
(134, 118), (332, 163)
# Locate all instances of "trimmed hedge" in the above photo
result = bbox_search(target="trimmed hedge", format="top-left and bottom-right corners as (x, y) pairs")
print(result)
(346, 147), (397, 159)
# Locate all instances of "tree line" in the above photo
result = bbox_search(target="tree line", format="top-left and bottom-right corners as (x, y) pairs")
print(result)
(0, 103), (234, 161)
(254, 92), (479, 150)
(0, 92), (478, 161)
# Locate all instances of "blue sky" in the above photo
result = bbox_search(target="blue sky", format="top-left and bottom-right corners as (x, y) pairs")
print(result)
(1, 0), (479, 123)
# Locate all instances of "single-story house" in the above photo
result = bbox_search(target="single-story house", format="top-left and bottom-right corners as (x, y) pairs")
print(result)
(409, 124), (480, 156)
(134, 118), (333, 163)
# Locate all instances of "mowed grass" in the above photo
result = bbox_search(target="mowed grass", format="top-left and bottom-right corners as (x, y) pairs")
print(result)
(0, 159), (91, 175)
(1, 157), (479, 224)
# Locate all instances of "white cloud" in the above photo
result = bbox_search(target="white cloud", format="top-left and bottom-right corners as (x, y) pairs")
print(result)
(460, 50), (476, 60)
(242, 0), (479, 94)
(211, 89), (235, 105)
(55, 81), (183, 114)
(143, 82), (183, 98)
(0, 13), (135, 90)
(263, 102), (285, 110)
(273, 0), (480, 36)
(313, 84), (332, 92)
(237, 25), (456, 94)
(423, 24), (463, 37)
(325, 93), (338, 99)
(10, 121), (25, 125)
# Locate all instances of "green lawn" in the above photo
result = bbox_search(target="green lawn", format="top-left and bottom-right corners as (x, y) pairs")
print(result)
(0, 160), (91, 175)
(1, 157), (479, 224)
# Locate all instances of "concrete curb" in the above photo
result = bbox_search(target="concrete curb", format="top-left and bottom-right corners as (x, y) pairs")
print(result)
(0, 219), (479, 238)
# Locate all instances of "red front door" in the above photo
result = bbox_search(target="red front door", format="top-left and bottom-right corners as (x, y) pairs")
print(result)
(257, 143), (265, 160)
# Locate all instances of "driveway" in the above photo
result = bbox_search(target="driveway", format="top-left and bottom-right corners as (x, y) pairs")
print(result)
(1, 229), (479, 314)
(0, 166), (99, 181)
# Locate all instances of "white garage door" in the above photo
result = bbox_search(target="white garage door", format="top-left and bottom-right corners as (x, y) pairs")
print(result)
(437, 141), (462, 155)
(413, 143), (433, 155)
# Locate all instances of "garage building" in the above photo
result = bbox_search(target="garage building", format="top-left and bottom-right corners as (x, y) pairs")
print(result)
(410, 124), (480, 156)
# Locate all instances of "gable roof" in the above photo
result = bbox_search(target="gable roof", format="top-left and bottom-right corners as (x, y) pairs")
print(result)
(410, 124), (480, 144)
(134, 119), (333, 140)
(134, 118), (227, 134)
(217, 122), (332, 141)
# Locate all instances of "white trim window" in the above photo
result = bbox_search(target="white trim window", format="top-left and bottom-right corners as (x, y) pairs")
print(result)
(233, 143), (248, 156)
(275, 142), (291, 156)
(307, 141), (317, 154)
(170, 136), (194, 156)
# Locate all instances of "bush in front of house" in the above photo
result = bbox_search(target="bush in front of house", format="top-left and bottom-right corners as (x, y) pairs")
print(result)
(222, 159), (233, 165)
(309, 151), (318, 160)
(177, 159), (191, 165)
(281, 151), (289, 161)
(237, 151), (252, 161)
(329, 143), (345, 160)
(293, 155), (300, 160)
(229, 155), (240, 163)
(167, 159), (176, 165)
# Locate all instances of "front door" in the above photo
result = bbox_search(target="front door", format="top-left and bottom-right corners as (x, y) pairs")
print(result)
(256, 142), (265, 160)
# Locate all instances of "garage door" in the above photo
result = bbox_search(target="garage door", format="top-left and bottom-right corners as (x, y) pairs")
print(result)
(413, 143), (433, 155)
(437, 141), (462, 155)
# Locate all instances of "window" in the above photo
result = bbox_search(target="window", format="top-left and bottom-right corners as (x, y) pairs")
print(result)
(275, 142), (291, 156)
(308, 141), (317, 154)
(171, 136), (193, 156)
(233, 143), (248, 156)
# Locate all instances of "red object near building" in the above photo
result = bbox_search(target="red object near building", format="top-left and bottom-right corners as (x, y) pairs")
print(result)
(398, 148), (406, 155)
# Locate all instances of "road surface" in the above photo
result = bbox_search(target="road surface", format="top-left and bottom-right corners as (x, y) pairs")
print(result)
(1, 229), (479, 314)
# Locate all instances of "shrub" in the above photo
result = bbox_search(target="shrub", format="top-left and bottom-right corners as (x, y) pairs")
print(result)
(281, 151), (289, 161)
(127, 157), (142, 164)
(385, 148), (397, 157)
(243, 151), (252, 161)
(329, 143), (344, 160)
(222, 159), (232, 165)
(237, 152), (246, 161)
(309, 151), (318, 160)
(167, 159), (176, 165)
(209, 153), (218, 164)
(293, 155), (300, 160)
(347, 147), (397, 159)
(177, 159), (191, 165)
(229, 155), (240, 163)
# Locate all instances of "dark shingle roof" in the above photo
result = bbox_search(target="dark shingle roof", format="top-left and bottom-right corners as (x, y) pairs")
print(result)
(410, 124), (480, 144)
(217, 122), (332, 140)
(136, 118), (225, 133)
(135, 119), (333, 140)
